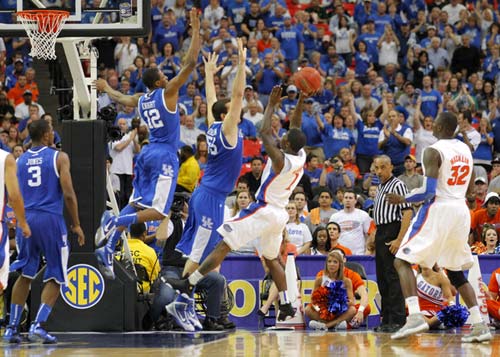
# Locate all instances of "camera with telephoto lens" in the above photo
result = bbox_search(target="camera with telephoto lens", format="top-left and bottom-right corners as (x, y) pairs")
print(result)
(98, 106), (121, 141)
(170, 192), (190, 220)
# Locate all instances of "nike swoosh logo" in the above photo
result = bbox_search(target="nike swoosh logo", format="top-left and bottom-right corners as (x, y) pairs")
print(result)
(104, 220), (114, 232)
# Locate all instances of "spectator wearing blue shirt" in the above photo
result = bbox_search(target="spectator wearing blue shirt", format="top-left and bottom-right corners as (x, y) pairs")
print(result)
(276, 14), (304, 73)
(178, 82), (199, 115)
(319, 113), (356, 161)
(255, 53), (285, 107)
(473, 117), (495, 170)
(156, 42), (181, 81)
(419, 75), (443, 119)
(483, 45), (500, 82)
(238, 117), (257, 139)
(301, 97), (325, 162)
(324, 54), (347, 78)
(115, 106), (137, 127)
(281, 85), (298, 114)
(227, 0), (250, 32)
(355, 108), (383, 175)
(296, 12), (318, 59)
(356, 18), (382, 65)
(319, 156), (355, 196)
(459, 15), (482, 49)
(152, 12), (183, 55)
(373, 2), (394, 34)
(354, 0), (377, 26)
(265, 5), (287, 33)
(304, 154), (322, 188)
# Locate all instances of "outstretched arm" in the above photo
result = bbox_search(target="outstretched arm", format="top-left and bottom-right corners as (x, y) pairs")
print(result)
(94, 79), (142, 107)
(222, 38), (247, 145)
(164, 8), (201, 108)
(204, 53), (223, 128)
(260, 86), (285, 174)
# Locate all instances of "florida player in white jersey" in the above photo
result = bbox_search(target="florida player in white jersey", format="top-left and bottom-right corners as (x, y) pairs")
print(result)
(5, 120), (84, 344)
(176, 39), (246, 276)
(93, 9), (201, 280)
(167, 86), (307, 322)
(386, 112), (492, 342)
(0, 149), (30, 309)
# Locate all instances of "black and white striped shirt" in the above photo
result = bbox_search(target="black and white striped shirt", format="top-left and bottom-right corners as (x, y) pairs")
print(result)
(373, 176), (411, 225)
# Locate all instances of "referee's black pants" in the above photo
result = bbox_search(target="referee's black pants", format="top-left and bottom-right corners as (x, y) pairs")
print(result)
(375, 221), (406, 327)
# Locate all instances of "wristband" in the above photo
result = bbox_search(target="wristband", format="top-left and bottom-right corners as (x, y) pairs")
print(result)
(358, 305), (365, 313)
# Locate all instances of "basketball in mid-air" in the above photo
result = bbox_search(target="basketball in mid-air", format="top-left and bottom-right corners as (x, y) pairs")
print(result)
(293, 67), (322, 95)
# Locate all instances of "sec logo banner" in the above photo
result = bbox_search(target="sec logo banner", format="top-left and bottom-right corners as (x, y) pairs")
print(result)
(61, 264), (105, 309)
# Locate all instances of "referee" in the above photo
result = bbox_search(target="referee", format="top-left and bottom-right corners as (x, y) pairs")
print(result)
(372, 155), (413, 333)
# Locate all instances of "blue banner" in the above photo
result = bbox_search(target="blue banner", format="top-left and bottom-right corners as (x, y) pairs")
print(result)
(220, 255), (500, 328)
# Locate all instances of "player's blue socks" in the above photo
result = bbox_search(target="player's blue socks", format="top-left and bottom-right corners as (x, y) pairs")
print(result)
(9, 304), (23, 327)
(34, 303), (52, 324)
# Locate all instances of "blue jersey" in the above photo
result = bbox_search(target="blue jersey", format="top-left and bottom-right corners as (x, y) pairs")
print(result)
(138, 88), (180, 152)
(202, 122), (243, 196)
(17, 146), (63, 215)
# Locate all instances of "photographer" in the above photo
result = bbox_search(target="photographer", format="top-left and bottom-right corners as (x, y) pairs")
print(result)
(319, 155), (355, 195)
(109, 118), (140, 209)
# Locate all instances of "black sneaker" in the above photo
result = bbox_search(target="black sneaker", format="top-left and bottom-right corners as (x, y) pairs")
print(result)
(217, 316), (236, 329)
(277, 303), (296, 321)
(202, 317), (224, 331)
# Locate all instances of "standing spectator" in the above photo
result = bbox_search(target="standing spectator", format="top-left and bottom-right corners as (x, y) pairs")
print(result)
(305, 188), (337, 234)
(275, 14), (304, 73)
(301, 98), (325, 162)
(319, 155), (355, 196)
(355, 106), (383, 175)
(412, 100), (438, 168)
(281, 85), (298, 114)
(457, 110), (481, 153)
(410, 51), (436, 89)
(152, 12), (183, 55)
(333, 16), (356, 66)
(241, 1), (263, 38)
(293, 191), (309, 222)
(427, 37), (450, 70)
(309, 226), (331, 255)
(304, 153), (322, 188)
(372, 155), (412, 332)
(180, 114), (204, 148)
(355, 84), (379, 112)
(114, 37), (138, 76)
(488, 156), (500, 193)
(204, 0), (225, 30)
(109, 119), (140, 208)
(378, 27), (399, 69)
(14, 92), (44, 120)
(317, 113), (355, 161)
(398, 155), (424, 192)
(419, 76), (442, 122)
(442, 0), (467, 26)
(450, 34), (481, 77)
(473, 117), (495, 171)
(255, 53), (285, 107)
(329, 189), (374, 255)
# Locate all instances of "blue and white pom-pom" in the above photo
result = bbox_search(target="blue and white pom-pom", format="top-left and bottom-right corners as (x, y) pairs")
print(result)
(326, 280), (349, 315)
(436, 304), (470, 328)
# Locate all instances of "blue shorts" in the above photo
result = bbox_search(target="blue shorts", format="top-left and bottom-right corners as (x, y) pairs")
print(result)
(131, 144), (179, 217)
(175, 186), (225, 263)
(11, 211), (69, 284)
(0, 222), (8, 289)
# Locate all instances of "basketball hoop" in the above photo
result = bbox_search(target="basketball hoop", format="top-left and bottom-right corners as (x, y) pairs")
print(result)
(17, 10), (70, 60)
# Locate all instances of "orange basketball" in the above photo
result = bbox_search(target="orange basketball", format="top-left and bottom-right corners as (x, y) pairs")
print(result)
(293, 67), (322, 95)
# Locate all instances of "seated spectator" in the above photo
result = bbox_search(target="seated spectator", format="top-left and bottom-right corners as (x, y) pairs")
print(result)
(305, 251), (356, 330)
(326, 221), (352, 256)
(304, 153), (322, 188)
(474, 176), (488, 208)
(285, 201), (313, 255)
(195, 139), (209, 171)
(317, 113), (355, 162)
(362, 162), (380, 192)
(292, 191), (309, 222)
(180, 115), (204, 148)
(11, 144), (24, 159)
(478, 224), (500, 255)
(488, 156), (500, 193)
(486, 266), (500, 326)
(339, 147), (361, 180)
(319, 156), (355, 196)
(306, 188), (337, 233)
(14, 92), (44, 120)
(115, 105), (137, 127)
(398, 155), (424, 192)
(470, 192), (500, 248)
(176, 145), (200, 194)
(363, 184), (377, 217)
(242, 85), (264, 114)
(243, 101), (264, 126)
(309, 226), (331, 255)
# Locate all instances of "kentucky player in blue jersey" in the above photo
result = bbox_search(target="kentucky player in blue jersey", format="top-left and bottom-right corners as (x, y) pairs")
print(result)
(93, 9), (201, 280)
(5, 119), (84, 344)
(167, 42), (246, 331)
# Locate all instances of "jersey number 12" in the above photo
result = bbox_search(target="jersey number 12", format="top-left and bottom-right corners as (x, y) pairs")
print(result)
(144, 109), (164, 129)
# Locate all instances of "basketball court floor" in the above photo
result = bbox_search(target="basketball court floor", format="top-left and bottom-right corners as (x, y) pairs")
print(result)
(1, 329), (499, 356)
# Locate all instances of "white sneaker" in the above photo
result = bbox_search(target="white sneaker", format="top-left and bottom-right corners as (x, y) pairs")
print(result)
(309, 320), (328, 331)
(391, 313), (429, 340)
(461, 322), (492, 343)
(166, 293), (195, 332)
(336, 321), (347, 330)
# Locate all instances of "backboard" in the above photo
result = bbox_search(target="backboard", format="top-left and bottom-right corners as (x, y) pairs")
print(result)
(0, 0), (150, 38)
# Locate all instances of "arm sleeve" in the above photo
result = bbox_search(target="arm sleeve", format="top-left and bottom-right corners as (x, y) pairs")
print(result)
(404, 176), (438, 203)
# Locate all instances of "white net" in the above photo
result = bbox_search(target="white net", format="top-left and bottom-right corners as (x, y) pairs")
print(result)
(17, 10), (69, 60)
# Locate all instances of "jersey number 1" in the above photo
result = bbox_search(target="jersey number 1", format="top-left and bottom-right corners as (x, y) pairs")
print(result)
(28, 166), (41, 187)
(447, 164), (470, 186)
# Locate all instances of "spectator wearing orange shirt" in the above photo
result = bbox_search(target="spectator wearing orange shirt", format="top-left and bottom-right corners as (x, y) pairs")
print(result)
(7, 75), (39, 106)
(470, 192), (500, 247)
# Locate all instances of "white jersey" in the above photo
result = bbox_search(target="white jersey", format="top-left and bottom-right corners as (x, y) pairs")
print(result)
(0, 149), (8, 290)
(255, 149), (306, 208)
(426, 139), (472, 200)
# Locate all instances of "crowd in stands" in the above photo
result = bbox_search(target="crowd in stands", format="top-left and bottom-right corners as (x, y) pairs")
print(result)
(3, 1), (500, 257)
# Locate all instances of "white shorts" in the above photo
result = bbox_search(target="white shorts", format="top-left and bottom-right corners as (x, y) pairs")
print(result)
(217, 202), (289, 260)
(396, 199), (474, 271)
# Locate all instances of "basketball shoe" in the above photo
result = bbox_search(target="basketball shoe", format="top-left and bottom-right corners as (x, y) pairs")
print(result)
(95, 245), (115, 280)
(277, 303), (296, 321)
(391, 313), (429, 340)
(186, 297), (203, 331)
(28, 323), (57, 344)
(166, 293), (195, 332)
(3, 325), (22, 343)
(461, 322), (492, 343)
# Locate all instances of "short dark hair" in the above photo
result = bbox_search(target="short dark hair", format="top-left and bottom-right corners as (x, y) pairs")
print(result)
(317, 188), (333, 199)
(142, 68), (161, 90)
(212, 98), (231, 122)
(439, 111), (458, 134)
(29, 119), (51, 142)
(180, 145), (194, 156)
(129, 223), (147, 238)
(250, 156), (264, 164)
(306, 153), (318, 163)
(287, 128), (306, 153)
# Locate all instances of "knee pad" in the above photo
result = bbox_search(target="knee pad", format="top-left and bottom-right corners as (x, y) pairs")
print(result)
(447, 270), (467, 289)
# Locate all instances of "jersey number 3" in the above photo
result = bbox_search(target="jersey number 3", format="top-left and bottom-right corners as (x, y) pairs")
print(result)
(447, 164), (470, 186)
(28, 166), (41, 187)
(144, 109), (164, 129)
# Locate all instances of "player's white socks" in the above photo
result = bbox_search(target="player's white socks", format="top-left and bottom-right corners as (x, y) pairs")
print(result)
(188, 270), (204, 286)
(279, 291), (289, 305)
(406, 296), (420, 315)
(469, 305), (483, 324)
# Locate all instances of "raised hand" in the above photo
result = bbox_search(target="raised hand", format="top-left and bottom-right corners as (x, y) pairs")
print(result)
(237, 37), (247, 65)
(268, 86), (283, 108)
(203, 52), (223, 75)
(189, 8), (200, 32)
